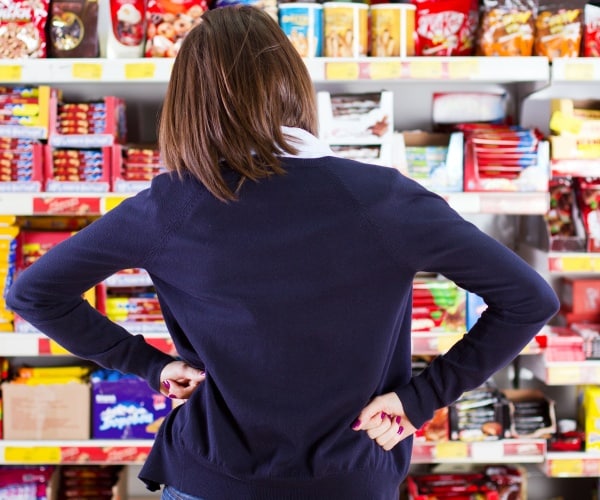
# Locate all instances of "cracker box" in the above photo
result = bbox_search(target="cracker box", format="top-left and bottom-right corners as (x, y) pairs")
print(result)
(504, 389), (556, 439)
(2, 382), (90, 440)
(92, 375), (171, 439)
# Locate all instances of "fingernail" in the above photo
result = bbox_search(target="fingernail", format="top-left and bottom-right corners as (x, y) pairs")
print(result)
(397, 425), (405, 435)
(381, 412), (388, 420)
(168, 394), (176, 399)
(351, 419), (361, 430)
(396, 416), (402, 424)
(162, 380), (170, 389)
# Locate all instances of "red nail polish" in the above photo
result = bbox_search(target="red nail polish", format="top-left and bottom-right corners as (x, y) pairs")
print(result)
(397, 425), (405, 435)
(352, 419), (361, 429)
(396, 416), (402, 424)
(381, 411), (388, 420)
(168, 394), (176, 399)
(162, 380), (170, 389)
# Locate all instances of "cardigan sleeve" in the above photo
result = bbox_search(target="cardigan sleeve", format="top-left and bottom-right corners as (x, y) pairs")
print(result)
(367, 172), (560, 428)
(5, 178), (182, 391)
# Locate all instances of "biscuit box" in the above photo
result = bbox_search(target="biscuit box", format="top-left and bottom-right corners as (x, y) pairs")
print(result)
(92, 375), (171, 439)
(2, 381), (90, 440)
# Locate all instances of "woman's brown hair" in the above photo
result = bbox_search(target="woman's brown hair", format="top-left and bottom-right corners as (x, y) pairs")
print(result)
(159, 5), (319, 201)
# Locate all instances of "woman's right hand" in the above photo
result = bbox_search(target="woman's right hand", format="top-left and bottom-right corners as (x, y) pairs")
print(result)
(351, 392), (417, 451)
(160, 360), (206, 400)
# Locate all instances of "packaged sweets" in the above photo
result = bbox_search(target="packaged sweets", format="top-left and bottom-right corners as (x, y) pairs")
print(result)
(583, 3), (600, 56)
(144, 0), (208, 58)
(534, 0), (587, 59)
(370, 3), (416, 57)
(100, 0), (147, 58)
(0, 0), (50, 59)
(323, 2), (369, 58)
(412, 0), (478, 56)
(48, 0), (100, 58)
(476, 0), (536, 56)
(279, 3), (323, 58)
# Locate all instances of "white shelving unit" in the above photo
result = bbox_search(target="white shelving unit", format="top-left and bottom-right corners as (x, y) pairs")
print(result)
(2, 55), (600, 498)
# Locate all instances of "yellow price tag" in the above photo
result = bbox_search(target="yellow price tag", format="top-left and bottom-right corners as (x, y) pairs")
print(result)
(560, 256), (599, 273)
(550, 458), (584, 477)
(5, 447), (62, 464)
(448, 59), (480, 79)
(437, 333), (464, 353)
(0, 65), (22, 82)
(72, 63), (103, 80)
(564, 62), (595, 81)
(103, 196), (128, 213)
(408, 60), (443, 79)
(548, 365), (581, 385)
(325, 62), (359, 80)
(369, 61), (401, 80)
(125, 62), (156, 80)
(435, 441), (468, 459)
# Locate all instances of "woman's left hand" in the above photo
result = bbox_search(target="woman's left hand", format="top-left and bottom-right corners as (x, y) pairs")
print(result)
(160, 360), (206, 400)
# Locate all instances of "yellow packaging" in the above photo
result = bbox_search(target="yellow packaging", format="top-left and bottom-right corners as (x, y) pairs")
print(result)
(583, 385), (600, 451)
(371, 4), (416, 57)
(323, 2), (368, 57)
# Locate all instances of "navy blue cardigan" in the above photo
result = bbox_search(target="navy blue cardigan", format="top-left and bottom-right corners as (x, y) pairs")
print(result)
(6, 154), (559, 499)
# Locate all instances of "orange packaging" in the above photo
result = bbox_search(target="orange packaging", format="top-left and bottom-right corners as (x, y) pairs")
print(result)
(323, 2), (369, 58)
(534, 0), (587, 60)
(370, 4), (416, 57)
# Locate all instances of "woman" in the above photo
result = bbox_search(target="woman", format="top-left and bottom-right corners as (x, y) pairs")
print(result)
(6, 6), (559, 500)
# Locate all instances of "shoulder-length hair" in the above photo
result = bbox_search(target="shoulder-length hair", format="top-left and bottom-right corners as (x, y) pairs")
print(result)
(159, 5), (318, 201)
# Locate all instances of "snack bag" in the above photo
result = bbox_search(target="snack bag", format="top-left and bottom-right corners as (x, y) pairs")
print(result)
(476, 0), (537, 56)
(0, 0), (50, 58)
(534, 0), (587, 59)
(575, 177), (600, 252)
(145, 0), (208, 58)
(412, 0), (478, 56)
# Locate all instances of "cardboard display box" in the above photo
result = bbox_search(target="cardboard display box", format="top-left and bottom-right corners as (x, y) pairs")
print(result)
(2, 382), (90, 440)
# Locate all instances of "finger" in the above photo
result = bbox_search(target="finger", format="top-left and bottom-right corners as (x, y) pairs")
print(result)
(376, 417), (405, 450)
(366, 416), (392, 440)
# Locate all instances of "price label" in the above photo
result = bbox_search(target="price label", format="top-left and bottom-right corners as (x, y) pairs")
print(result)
(559, 256), (600, 273)
(369, 61), (402, 80)
(72, 63), (103, 80)
(125, 62), (156, 80)
(548, 365), (581, 385)
(0, 65), (23, 82)
(5, 447), (62, 464)
(563, 62), (595, 81)
(103, 196), (128, 213)
(435, 441), (468, 459)
(325, 62), (359, 80)
(447, 59), (480, 79)
(408, 60), (443, 79)
(550, 458), (584, 477)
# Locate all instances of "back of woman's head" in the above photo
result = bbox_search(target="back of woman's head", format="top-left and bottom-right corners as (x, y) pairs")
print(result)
(159, 5), (318, 201)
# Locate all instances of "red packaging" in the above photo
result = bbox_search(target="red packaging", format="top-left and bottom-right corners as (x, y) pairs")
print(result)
(575, 177), (600, 251)
(412, 0), (477, 56)
(584, 3), (600, 56)
(0, 0), (49, 58)
(144, 0), (208, 58)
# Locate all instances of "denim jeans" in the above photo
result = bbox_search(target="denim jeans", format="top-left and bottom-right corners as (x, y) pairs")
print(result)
(162, 485), (206, 500)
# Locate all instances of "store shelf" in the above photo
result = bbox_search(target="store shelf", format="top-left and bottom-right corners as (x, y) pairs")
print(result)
(0, 333), (175, 357)
(0, 192), (549, 216)
(0, 57), (551, 85)
(0, 439), (545, 466)
(544, 452), (600, 477)
(411, 439), (546, 464)
(412, 331), (541, 356)
(0, 440), (153, 465)
(520, 354), (600, 385)
(519, 245), (600, 275)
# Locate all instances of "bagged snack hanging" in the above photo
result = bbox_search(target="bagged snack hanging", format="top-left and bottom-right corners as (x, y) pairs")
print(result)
(0, 0), (50, 58)
(476, 0), (537, 56)
(412, 0), (478, 56)
(145, 0), (208, 58)
(534, 0), (587, 59)
(48, 0), (100, 58)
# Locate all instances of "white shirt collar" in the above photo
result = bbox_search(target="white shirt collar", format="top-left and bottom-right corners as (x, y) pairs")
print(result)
(280, 126), (336, 159)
